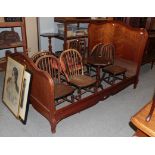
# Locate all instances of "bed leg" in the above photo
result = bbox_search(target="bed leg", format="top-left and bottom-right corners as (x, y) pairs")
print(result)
(133, 79), (138, 89)
(51, 118), (57, 133)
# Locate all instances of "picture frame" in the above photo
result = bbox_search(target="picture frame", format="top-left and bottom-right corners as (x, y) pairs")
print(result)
(19, 71), (31, 122)
(2, 57), (25, 118)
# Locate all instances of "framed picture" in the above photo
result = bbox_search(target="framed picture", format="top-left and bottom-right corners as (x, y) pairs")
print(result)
(2, 57), (25, 117)
(19, 71), (31, 122)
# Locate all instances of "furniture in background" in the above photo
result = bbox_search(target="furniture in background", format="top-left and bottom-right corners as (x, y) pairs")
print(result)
(40, 33), (58, 54)
(54, 17), (112, 52)
(130, 100), (155, 137)
(60, 49), (96, 100)
(67, 38), (87, 60)
(54, 17), (89, 50)
(0, 17), (27, 71)
(35, 54), (75, 105)
(146, 90), (155, 122)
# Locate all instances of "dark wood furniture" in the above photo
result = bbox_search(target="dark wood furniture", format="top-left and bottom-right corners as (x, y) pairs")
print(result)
(60, 49), (96, 99)
(35, 54), (75, 105)
(131, 101), (155, 137)
(40, 33), (58, 54)
(87, 55), (111, 88)
(115, 17), (155, 68)
(0, 17), (27, 71)
(101, 43), (127, 85)
(67, 38), (87, 60)
(7, 21), (147, 134)
(103, 65), (127, 85)
(31, 51), (51, 63)
(88, 21), (148, 89)
(54, 17), (111, 50)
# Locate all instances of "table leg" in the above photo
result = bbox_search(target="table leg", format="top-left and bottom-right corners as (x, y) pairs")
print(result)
(48, 36), (52, 53)
(96, 66), (103, 89)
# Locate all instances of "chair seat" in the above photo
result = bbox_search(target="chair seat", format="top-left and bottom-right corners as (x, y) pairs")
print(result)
(69, 75), (96, 88)
(54, 83), (75, 99)
(103, 65), (127, 75)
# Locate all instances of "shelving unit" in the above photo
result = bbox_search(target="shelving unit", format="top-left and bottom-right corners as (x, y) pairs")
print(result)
(0, 17), (27, 71)
(54, 17), (110, 50)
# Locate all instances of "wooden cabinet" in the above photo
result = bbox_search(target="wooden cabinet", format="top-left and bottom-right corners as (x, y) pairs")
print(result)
(54, 17), (89, 50)
(0, 17), (27, 71)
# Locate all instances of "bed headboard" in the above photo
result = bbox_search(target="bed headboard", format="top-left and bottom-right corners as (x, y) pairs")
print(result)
(88, 21), (148, 64)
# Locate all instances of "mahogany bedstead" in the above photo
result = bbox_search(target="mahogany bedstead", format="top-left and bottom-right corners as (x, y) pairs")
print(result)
(8, 21), (148, 133)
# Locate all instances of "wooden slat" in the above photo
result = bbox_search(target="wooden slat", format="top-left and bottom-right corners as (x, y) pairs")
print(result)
(0, 22), (23, 27)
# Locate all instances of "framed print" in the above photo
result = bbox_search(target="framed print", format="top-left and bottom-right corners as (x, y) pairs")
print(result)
(2, 57), (25, 117)
(19, 71), (31, 122)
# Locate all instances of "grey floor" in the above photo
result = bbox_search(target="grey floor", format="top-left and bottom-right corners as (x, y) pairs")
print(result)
(0, 64), (155, 137)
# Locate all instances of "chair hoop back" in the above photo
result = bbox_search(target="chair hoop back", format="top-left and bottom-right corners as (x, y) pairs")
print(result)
(35, 55), (61, 83)
(100, 43), (115, 64)
(90, 43), (104, 56)
(31, 51), (51, 63)
(91, 43), (115, 64)
(67, 39), (87, 58)
(60, 49), (84, 81)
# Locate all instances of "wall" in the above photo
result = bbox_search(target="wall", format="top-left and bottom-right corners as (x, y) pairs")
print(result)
(25, 17), (39, 57)
(38, 17), (63, 52)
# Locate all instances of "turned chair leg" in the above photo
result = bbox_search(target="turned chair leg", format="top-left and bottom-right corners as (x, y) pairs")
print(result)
(71, 94), (74, 103)
(111, 74), (116, 84)
(78, 88), (82, 100)
(151, 61), (154, 69)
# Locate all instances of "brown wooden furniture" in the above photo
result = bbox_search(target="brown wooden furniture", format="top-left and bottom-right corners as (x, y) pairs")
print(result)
(146, 90), (155, 122)
(35, 55), (75, 105)
(103, 65), (127, 85)
(60, 49), (96, 99)
(115, 17), (155, 68)
(131, 101), (155, 137)
(67, 38), (87, 60)
(0, 17), (27, 71)
(6, 21), (148, 134)
(87, 54), (112, 88)
(88, 21), (148, 89)
(31, 51), (51, 63)
(54, 17), (112, 50)
(101, 43), (127, 85)
(40, 33), (58, 54)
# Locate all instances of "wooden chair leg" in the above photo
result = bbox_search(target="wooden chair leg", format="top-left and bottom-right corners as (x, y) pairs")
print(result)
(123, 73), (126, 79)
(151, 61), (154, 69)
(78, 88), (82, 100)
(112, 74), (116, 84)
(71, 94), (74, 103)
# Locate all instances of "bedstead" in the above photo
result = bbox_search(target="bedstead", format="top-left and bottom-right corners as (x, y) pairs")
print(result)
(8, 21), (148, 133)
